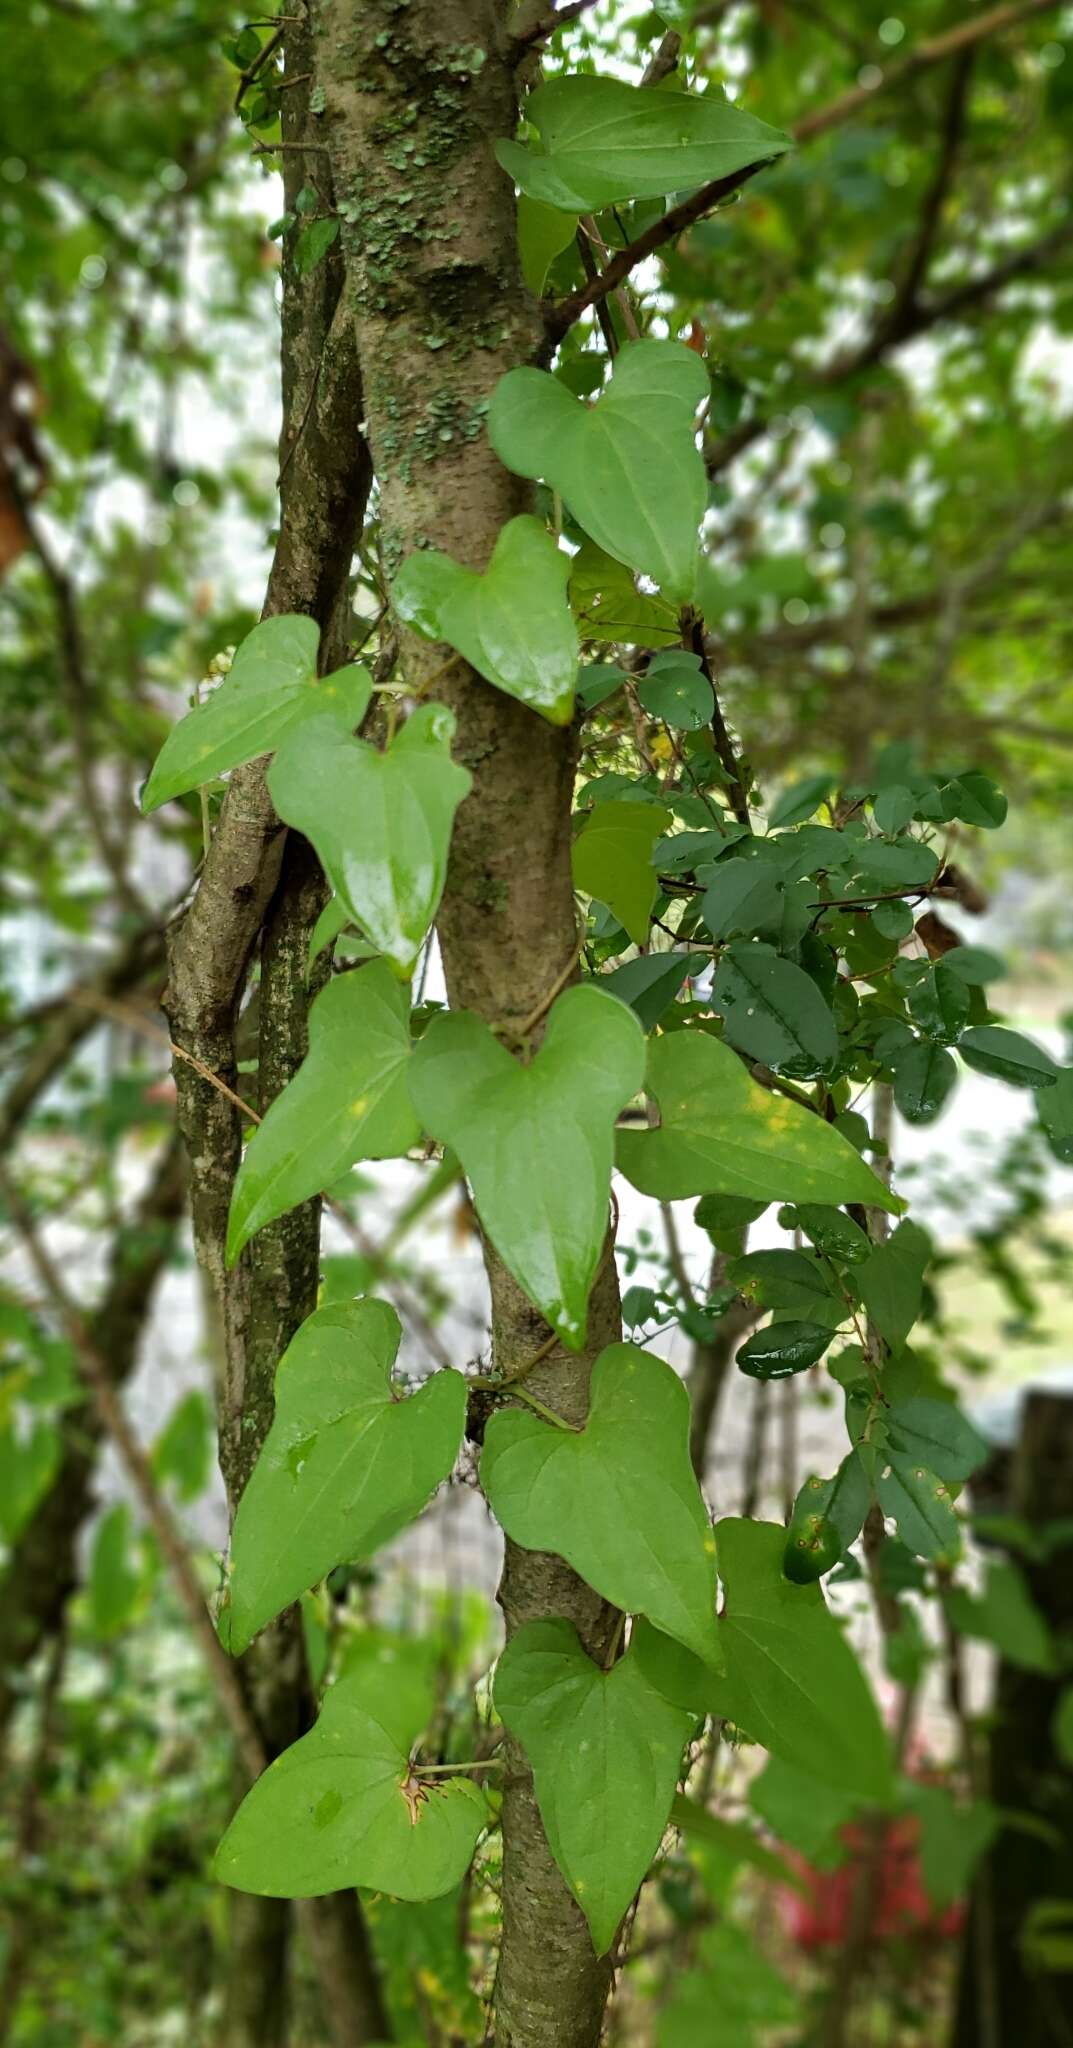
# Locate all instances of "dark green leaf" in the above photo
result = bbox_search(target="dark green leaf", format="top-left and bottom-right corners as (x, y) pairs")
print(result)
(737, 1320), (834, 1379)
(712, 943), (838, 1077)
(960, 1025), (1057, 1089)
(637, 652), (713, 731)
(852, 1219), (930, 1352)
(891, 1040), (958, 1124)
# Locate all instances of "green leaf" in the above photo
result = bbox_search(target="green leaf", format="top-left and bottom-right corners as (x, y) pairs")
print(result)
(409, 987), (644, 1349)
(617, 1031), (898, 1212)
(495, 75), (791, 214)
(658, 1920), (795, 2048)
(959, 1024), (1057, 1089)
(489, 341), (709, 600)
(577, 662), (627, 712)
(569, 541), (680, 647)
(877, 1459), (959, 1559)
(494, 1620), (693, 1954)
(88, 1502), (141, 1639)
(712, 944), (838, 1078)
(749, 1755), (857, 1868)
(293, 215), (340, 276)
(307, 894), (351, 969)
(1053, 1688), (1073, 1766)
(885, 1396), (987, 1484)
(392, 518), (577, 726)
(481, 1344), (719, 1664)
(572, 800), (671, 945)
(784, 1453), (870, 1581)
(516, 193), (577, 294)
(699, 859), (785, 943)
(1038, 1068), (1073, 1162)
(767, 773), (831, 829)
(637, 652), (713, 731)
(907, 961), (970, 1043)
(0, 1417), (58, 1540)
(736, 1319), (835, 1380)
(852, 1219), (930, 1352)
(142, 616), (370, 811)
(214, 1647), (485, 1900)
(670, 1795), (803, 1891)
(600, 951), (707, 1032)
(268, 705), (472, 975)
(222, 1302), (466, 1656)
(152, 1389), (212, 1503)
(227, 964), (421, 1263)
(891, 1040), (957, 1124)
(944, 1559), (1054, 1673)
(635, 1520), (892, 1801)
(727, 1248), (836, 1313)
(903, 1783), (997, 1910)
(942, 945), (1005, 985)
(946, 770), (1007, 829)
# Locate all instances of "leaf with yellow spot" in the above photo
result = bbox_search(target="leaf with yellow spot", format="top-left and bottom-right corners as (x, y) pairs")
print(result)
(215, 1630), (484, 1896)
(221, 1300), (466, 1655)
(618, 1030), (899, 1212)
(227, 961), (420, 1263)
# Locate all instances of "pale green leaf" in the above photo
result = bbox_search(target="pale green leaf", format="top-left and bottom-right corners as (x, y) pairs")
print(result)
(0, 1418), (58, 1540)
(572, 800), (671, 945)
(489, 341), (709, 599)
(227, 964), (421, 1262)
(222, 1301), (466, 1655)
(635, 1519), (892, 1800)
(408, 987), (644, 1348)
(392, 517), (578, 726)
(617, 1031), (899, 1212)
(496, 75), (791, 214)
(142, 615), (370, 811)
(481, 1344), (719, 1664)
(494, 1619), (693, 1954)
(516, 193), (577, 294)
(88, 1501), (141, 1639)
(569, 541), (680, 648)
(268, 706), (471, 975)
(214, 1646), (485, 1900)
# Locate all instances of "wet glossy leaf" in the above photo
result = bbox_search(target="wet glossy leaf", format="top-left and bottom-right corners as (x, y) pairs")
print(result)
(409, 987), (644, 1348)
(222, 1301), (466, 1655)
(215, 1645), (485, 1899)
(891, 1039), (957, 1124)
(227, 963), (420, 1262)
(489, 342), (709, 599)
(392, 517), (577, 726)
(737, 1319), (834, 1380)
(482, 1344), (719, 1664)
(494, 1619), (694, 1954)
(496, 75), (790, 213)
(907, 961), (970, 1043)
(637, 651), (713, 731)
(712, 944), (838, 1077)
(635, 1520), (892, 1799)
(618, 1031), (897, 1212)
(959, 1025), (1057, 1089)
(268, 706), (471, 975)
(143, 616), (370, 811)
(1038, 1067), (1073, 1162)
(572, 800), (671, 945)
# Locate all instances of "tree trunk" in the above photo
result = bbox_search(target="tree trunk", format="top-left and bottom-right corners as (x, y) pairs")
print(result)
(313, 5), (621, 2039)
(952, 1390), (1073, 2048)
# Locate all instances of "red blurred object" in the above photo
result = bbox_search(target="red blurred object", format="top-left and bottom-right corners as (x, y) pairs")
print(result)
(779, 1816), (965, 1951)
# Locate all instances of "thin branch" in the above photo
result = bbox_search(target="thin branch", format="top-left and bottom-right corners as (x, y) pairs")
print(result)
(639, 30), (681, 88)
(876, 48), (975, 344)
(512, 0), (600, 50)
(795, 0), (1060, 144)
(0, 1165), (267, 1784)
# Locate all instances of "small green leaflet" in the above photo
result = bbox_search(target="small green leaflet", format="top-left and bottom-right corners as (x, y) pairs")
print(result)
(737, 1320), (834, 1380)
(569, 542), (680, 648)
(852, 1219), (930, 1353)
(268, 706), (471, 976)
(152, 1388), (213, 1503)
(482, 1344), (719, 1665)
(516, 193), (577, 294)
(293, 216), (340, 276)
(891, 1040), (957, 1124)
(601, 951), (708, 1033)
(572, 800), (671, 946)
(495, 75), (791, 214)
(712, 944), (838, 1078)
(489, 342), (709, 600)
(494, 1620), (693, 1955)
(392, 517), (578, 726)
(617, 1030), (898, 1213)
(222, 1301), (466, 1656)
(877, 1462), (959, 1559)
(227, 963), (420, 1262)
(142, 615), (370, 811)
(88, 1502), (141, 1639)
(784, 1453), (871, 1583)
(409, 987), (643, 1349)
(634, 1520), (892, 1801)
(637, 651), (713, 731)
(767, 772), (831, 829)
(959, 1025), (1057, 1089)
(215, 1645), (485, 1900)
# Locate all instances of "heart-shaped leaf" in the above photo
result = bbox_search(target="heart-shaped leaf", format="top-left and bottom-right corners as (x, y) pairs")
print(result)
(572, 800), (671, 946)
(392, 517), (577, 726)
(569, 541), (680, 647)
(221, 1301), (466, 1655)
(481, 1344), (719, 1663)
(142, 615), (370, 811)
(617, 1031), (899, 1212)
(494, 1619), (694, 1955)
(268, 706), (472, 975)
(496, 75), (791, 214)
(227, 963), (421, 1263)
(214, 1641), (485, 1899)
(634, 1519), (892, 1801)
(408, 986), (644, 1348)
(489, 342), (709, 600)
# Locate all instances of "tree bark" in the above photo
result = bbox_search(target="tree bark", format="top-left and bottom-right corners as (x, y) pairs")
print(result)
(0, 1135), (185, 1749)
(313, 7), (620, 2040)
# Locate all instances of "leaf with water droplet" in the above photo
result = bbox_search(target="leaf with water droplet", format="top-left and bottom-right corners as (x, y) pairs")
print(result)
(221, 1301), (466, 1655)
